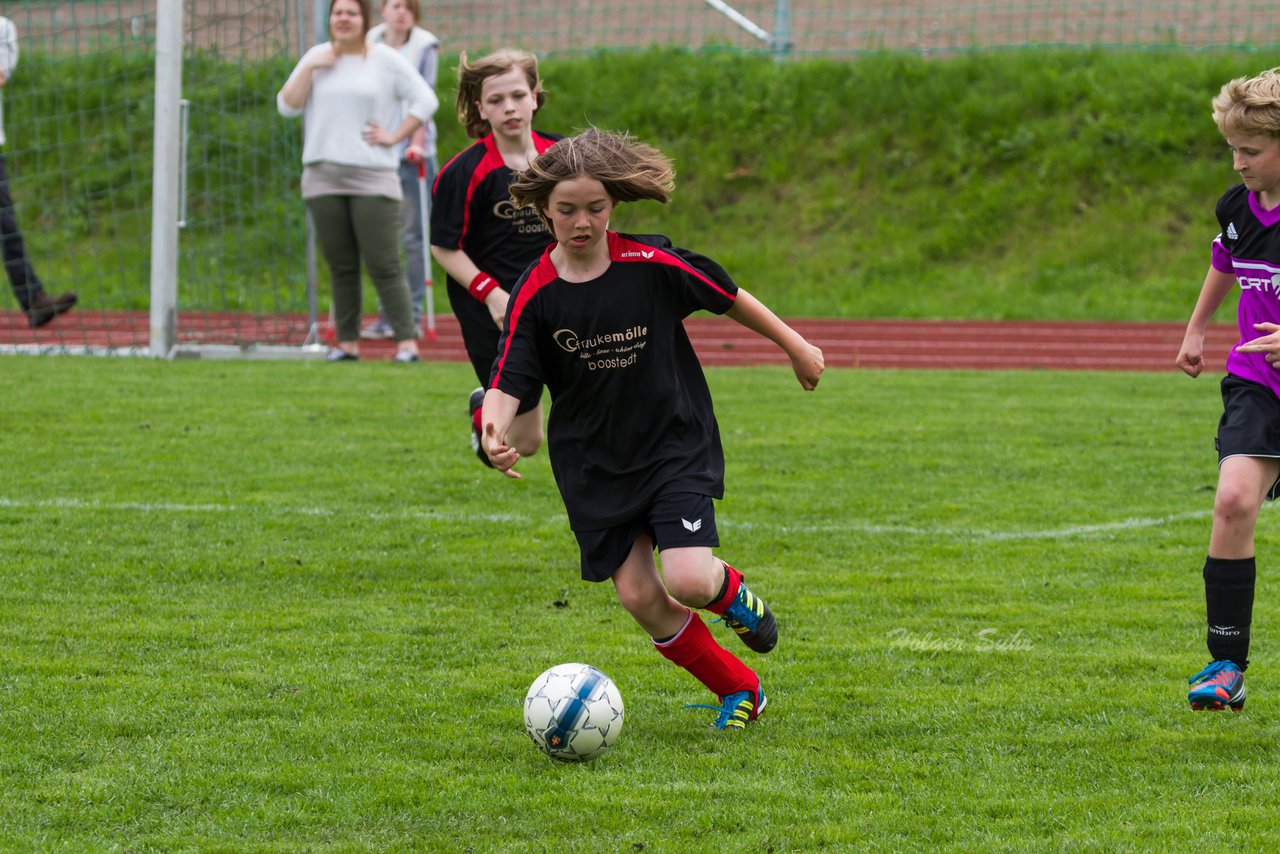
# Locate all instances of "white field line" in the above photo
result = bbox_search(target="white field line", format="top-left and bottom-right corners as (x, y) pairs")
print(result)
(729, 509), (1215, 542)
(0, 496), (534, 525)
(0, 497), (1215, 543)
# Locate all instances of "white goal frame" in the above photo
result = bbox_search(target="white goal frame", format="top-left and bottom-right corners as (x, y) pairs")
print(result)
(150, 0), (326, 360)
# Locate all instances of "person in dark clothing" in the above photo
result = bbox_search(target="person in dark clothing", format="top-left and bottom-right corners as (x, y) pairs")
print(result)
(0, 17), (75, 329)
(430, 48), (560, 464)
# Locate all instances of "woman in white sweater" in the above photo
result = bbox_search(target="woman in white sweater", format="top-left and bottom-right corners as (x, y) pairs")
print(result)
(359, 0), (440, 341)
(277, 0), (438, 363)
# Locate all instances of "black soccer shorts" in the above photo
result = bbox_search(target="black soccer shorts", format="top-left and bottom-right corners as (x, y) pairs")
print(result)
(573, 492), (720, 582)
(1217, 373), (1280, 501)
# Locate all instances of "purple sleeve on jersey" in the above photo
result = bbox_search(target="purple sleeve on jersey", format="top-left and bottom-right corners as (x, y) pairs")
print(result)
(1211, 238), (1235, 274)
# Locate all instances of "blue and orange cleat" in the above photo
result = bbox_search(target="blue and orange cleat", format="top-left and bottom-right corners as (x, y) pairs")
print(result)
(686, 684), (768, 730)
(1187, 660), (1246, 711)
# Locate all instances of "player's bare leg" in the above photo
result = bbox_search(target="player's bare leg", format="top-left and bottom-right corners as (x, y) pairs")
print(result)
(1208, 456), (1280, 557)
(612, 535), (688, 639)
(664, 548), (778, 654)
(616, 539), (764, 729)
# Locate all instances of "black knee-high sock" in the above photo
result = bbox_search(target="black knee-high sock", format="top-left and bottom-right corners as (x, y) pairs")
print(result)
(1204, 556), (1256, 669)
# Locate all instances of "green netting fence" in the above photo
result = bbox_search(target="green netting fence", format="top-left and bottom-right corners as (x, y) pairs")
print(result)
(421, 0), (1280, 56)
(1, 0), (1278, 352)
(16, 1), (1280, 58)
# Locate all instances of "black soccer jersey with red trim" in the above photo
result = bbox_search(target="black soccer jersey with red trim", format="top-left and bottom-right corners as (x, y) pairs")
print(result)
(491, 232), (739, 530)
(430, 131), (562, 289)
(1212, 183), (1280, 397)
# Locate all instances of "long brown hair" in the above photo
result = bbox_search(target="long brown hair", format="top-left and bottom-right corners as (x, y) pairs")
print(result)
(509, 129), (675, 226)
(455, 48), (547, 139)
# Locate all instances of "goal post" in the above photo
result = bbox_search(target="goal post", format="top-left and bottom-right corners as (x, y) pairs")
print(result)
(149, 0), (180, 357)
(154, 0), (326, 360)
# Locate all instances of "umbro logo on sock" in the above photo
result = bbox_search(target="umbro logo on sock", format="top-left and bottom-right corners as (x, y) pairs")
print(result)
(1226, 222), (1239, 240)
(681, 517), (702, 533)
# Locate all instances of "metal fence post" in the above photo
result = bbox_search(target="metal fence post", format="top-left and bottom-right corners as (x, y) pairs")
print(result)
(772, 0), (792, 61)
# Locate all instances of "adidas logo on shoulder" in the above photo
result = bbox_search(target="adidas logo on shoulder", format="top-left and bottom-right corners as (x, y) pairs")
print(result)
(1227, 222), (1239, 240)
(619, 249), (656, 260)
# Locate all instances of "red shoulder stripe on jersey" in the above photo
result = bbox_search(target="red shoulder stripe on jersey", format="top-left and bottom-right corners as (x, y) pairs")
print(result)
(533, 132), (559, 154)
(456, 135), (508, 250)
(432, 138), (482, 195)
(491, 246), (559, 389)
(608, 232), (736, 301)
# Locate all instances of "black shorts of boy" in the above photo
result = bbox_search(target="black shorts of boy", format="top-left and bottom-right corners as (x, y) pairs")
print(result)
(1217, 374), (1280, 501)
(573, 492), (720, 582)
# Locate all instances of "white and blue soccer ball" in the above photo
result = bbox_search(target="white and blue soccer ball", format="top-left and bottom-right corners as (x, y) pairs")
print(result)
(523, 663), (624, 762)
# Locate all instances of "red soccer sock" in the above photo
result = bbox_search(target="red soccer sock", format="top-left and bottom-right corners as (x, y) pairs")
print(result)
(472, 406), (483, 433)
(703, 562), (743, 615)
(653, 610), (757, 697)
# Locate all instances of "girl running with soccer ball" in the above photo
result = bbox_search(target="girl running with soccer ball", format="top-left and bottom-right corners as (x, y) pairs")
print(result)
(430, 48), (560, 465)
(480, 129), (824, 729)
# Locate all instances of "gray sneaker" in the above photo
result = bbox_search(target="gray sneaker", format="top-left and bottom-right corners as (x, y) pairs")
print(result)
(359, 319), (395, 340)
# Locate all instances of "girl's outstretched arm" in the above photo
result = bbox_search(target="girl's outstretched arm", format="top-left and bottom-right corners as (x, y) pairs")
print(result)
(725, 288), (825, 390)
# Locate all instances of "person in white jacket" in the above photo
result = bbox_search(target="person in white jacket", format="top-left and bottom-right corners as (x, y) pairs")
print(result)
(360, 0), (441, 341)
(277, 0), (437, 362)
(0, 17), (75, 328)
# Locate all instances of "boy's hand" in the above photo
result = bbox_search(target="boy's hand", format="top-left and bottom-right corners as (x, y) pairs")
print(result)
(483, 422), (521, 478)
(1236, 322), (1280, 368)
(1176, 331), (1205, 378)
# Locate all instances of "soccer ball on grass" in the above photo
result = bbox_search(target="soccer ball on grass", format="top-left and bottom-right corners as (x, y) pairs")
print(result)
(523, 663), (624, 762)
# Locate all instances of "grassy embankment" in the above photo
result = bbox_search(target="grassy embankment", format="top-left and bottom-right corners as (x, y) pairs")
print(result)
(5, 47), (1264, 321)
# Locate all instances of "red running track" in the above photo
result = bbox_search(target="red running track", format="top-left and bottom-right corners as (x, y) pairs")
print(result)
(0, 310), (1240, 372)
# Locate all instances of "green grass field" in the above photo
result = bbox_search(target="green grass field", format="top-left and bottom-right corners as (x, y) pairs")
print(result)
(3, 357), (1278, 850)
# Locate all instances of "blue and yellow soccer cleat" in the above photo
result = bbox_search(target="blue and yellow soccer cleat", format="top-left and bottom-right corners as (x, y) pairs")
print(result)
(686, 684), (768, 730)
(1187, 660), (1246, 711)
(720, 578), (778, 654)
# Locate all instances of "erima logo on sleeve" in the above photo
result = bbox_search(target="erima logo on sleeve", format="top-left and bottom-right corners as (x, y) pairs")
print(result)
(1227, 222), (1239, 240)
(681, 517), (702, 533)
